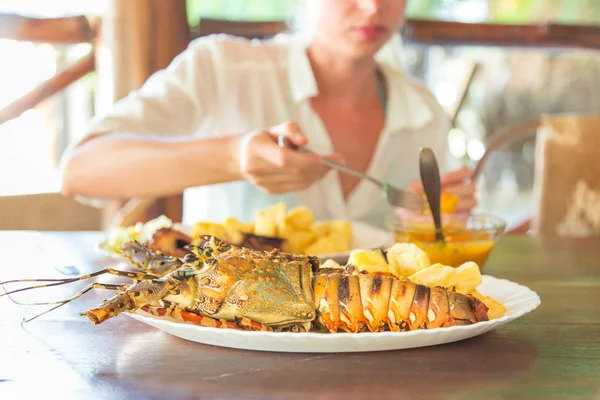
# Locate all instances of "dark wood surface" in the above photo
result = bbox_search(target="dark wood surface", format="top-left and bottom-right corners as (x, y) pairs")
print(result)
(1, 231), (599, 400)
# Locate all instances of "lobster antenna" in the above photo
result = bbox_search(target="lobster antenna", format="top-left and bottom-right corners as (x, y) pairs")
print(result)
(19, 282), (126, 324)
(0, 268), (158, 299)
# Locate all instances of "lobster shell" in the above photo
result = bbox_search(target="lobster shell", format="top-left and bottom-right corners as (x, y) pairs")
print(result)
(313, 270), (488, 333)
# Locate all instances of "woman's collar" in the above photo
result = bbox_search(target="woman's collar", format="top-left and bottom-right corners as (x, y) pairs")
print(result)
(281, 33), (435, 134)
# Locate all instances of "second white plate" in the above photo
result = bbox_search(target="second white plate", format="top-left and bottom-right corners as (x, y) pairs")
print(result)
(96, 220), (394, 262)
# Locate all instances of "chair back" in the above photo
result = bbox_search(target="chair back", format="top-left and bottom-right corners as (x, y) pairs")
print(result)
(532, 114), (600, 237)
(0, 193), (102, 231)
(474, 114), (600, 238)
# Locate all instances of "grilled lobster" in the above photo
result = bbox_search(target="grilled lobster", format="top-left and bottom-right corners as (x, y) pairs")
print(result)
(0, 236), (488, 332)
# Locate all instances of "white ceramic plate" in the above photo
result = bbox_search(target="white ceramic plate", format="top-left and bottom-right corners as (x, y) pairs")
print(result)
(125, 275), (541, 353)
(96, 220), (394, 262)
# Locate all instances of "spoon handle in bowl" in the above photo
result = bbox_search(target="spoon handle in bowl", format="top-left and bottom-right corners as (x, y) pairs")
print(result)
(419, 148), (446, 243)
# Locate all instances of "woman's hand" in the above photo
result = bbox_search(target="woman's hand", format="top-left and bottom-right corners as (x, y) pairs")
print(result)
(440, 166), (477, 212)
(407, 165), (477, 213)
(238, 121), (343, 194)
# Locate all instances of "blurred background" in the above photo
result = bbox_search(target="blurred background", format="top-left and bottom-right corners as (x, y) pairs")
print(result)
(1, 0), (599, 231)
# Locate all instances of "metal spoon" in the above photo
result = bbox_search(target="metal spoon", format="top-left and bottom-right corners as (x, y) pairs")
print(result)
(419, 147), (446, 244)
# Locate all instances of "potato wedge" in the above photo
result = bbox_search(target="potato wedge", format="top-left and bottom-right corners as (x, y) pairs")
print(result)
(454, 261), (482, 294)
(408, 263), (456, 288)
(347, 249), (388, 268)
(472, 290), (506, 319)
(304, 236), (338, 255)
(312, 222), (331, 237)
(191, 222), (227, 242)
(385, 243), (431, 278)
(222, 217), (253, 244)
(285, 206), (315, 231)
(284, 230), (317, 254)
(254, 211), (277, 237)
(327, 220), (353, 249)
(254, 202), (287, 237)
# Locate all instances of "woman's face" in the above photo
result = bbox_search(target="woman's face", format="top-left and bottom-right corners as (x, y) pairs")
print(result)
(309, 0), (408, 59)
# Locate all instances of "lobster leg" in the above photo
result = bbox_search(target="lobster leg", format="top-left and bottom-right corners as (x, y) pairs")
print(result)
(0, 268), (160, 299)
(119, 241), (183, 276)
(19, 283), (128, 323)
(139, 304), (272, 331)
(84, 267), (198, 325)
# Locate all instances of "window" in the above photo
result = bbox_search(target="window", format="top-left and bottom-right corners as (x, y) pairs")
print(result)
(186, 0), (300, 25)
(0, 2), (103, 195)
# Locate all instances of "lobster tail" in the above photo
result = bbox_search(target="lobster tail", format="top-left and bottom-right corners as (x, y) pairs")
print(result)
(313, 271), (489, 333)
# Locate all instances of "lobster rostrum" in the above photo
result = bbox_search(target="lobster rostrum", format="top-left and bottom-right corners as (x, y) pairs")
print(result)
(0, 236), (489, 333)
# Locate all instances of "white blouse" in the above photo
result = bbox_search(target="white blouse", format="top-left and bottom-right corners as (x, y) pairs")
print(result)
(82, 34), (450, 229)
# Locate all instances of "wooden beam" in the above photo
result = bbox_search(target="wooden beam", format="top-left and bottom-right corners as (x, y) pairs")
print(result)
(0, 13), (96, 44)
(0, 52), (95, 126)
(100, 0), (190, 227)
(192, 17), (600, 51)
(194, 18), (287, 39)
(402, 19), (600, 50)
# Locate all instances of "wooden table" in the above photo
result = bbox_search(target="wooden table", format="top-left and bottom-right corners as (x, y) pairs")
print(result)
(0, 231), (599, 400)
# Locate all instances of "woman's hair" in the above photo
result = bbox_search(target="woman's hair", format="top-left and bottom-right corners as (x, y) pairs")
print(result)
(281, 1), (407, 73)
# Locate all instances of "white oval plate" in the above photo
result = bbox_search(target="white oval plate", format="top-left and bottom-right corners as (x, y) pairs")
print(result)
(125, 275), (540, 353)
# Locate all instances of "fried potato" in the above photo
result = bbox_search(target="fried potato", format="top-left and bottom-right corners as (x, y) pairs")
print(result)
(304, 236), (339, 255)
(284, 230), (317, 254)
(254, 202), (287, 237)
(222, 217), (253, 244)
(254, 211), (277, 237)
(385, 243), (431, 278)
(223, 217), (253, 234)
(191, 222), (227, 243)
(185, 203), (354, 256)
(348, 249), (388, 268)
(472, 290), (506, 319)
(327, 220), (353, 249)
(278, 220), (301, 240)
(285, 206), (315, 231)
(454, 261), (482, 294)
(408, 263), (456, 288)
(312, 222), (331, 237)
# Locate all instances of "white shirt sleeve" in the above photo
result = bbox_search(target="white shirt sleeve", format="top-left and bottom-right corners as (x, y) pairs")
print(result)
(81, 37), (220, 143)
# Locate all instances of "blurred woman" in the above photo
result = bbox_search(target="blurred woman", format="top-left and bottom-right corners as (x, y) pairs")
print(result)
(60, 0), (476, 227)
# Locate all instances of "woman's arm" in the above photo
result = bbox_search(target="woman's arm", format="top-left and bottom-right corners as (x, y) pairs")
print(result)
(60, 133), (244, 199)
(61, 122), (341, 199)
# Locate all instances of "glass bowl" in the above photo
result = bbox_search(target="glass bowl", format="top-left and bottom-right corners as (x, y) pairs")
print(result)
(387, 213), (507, 270)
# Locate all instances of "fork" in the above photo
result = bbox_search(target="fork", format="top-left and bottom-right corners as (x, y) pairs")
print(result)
(277, 136), (426, 212)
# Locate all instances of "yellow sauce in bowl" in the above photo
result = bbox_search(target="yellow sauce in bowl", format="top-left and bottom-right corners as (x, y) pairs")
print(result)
(393, 217), (503, 270)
